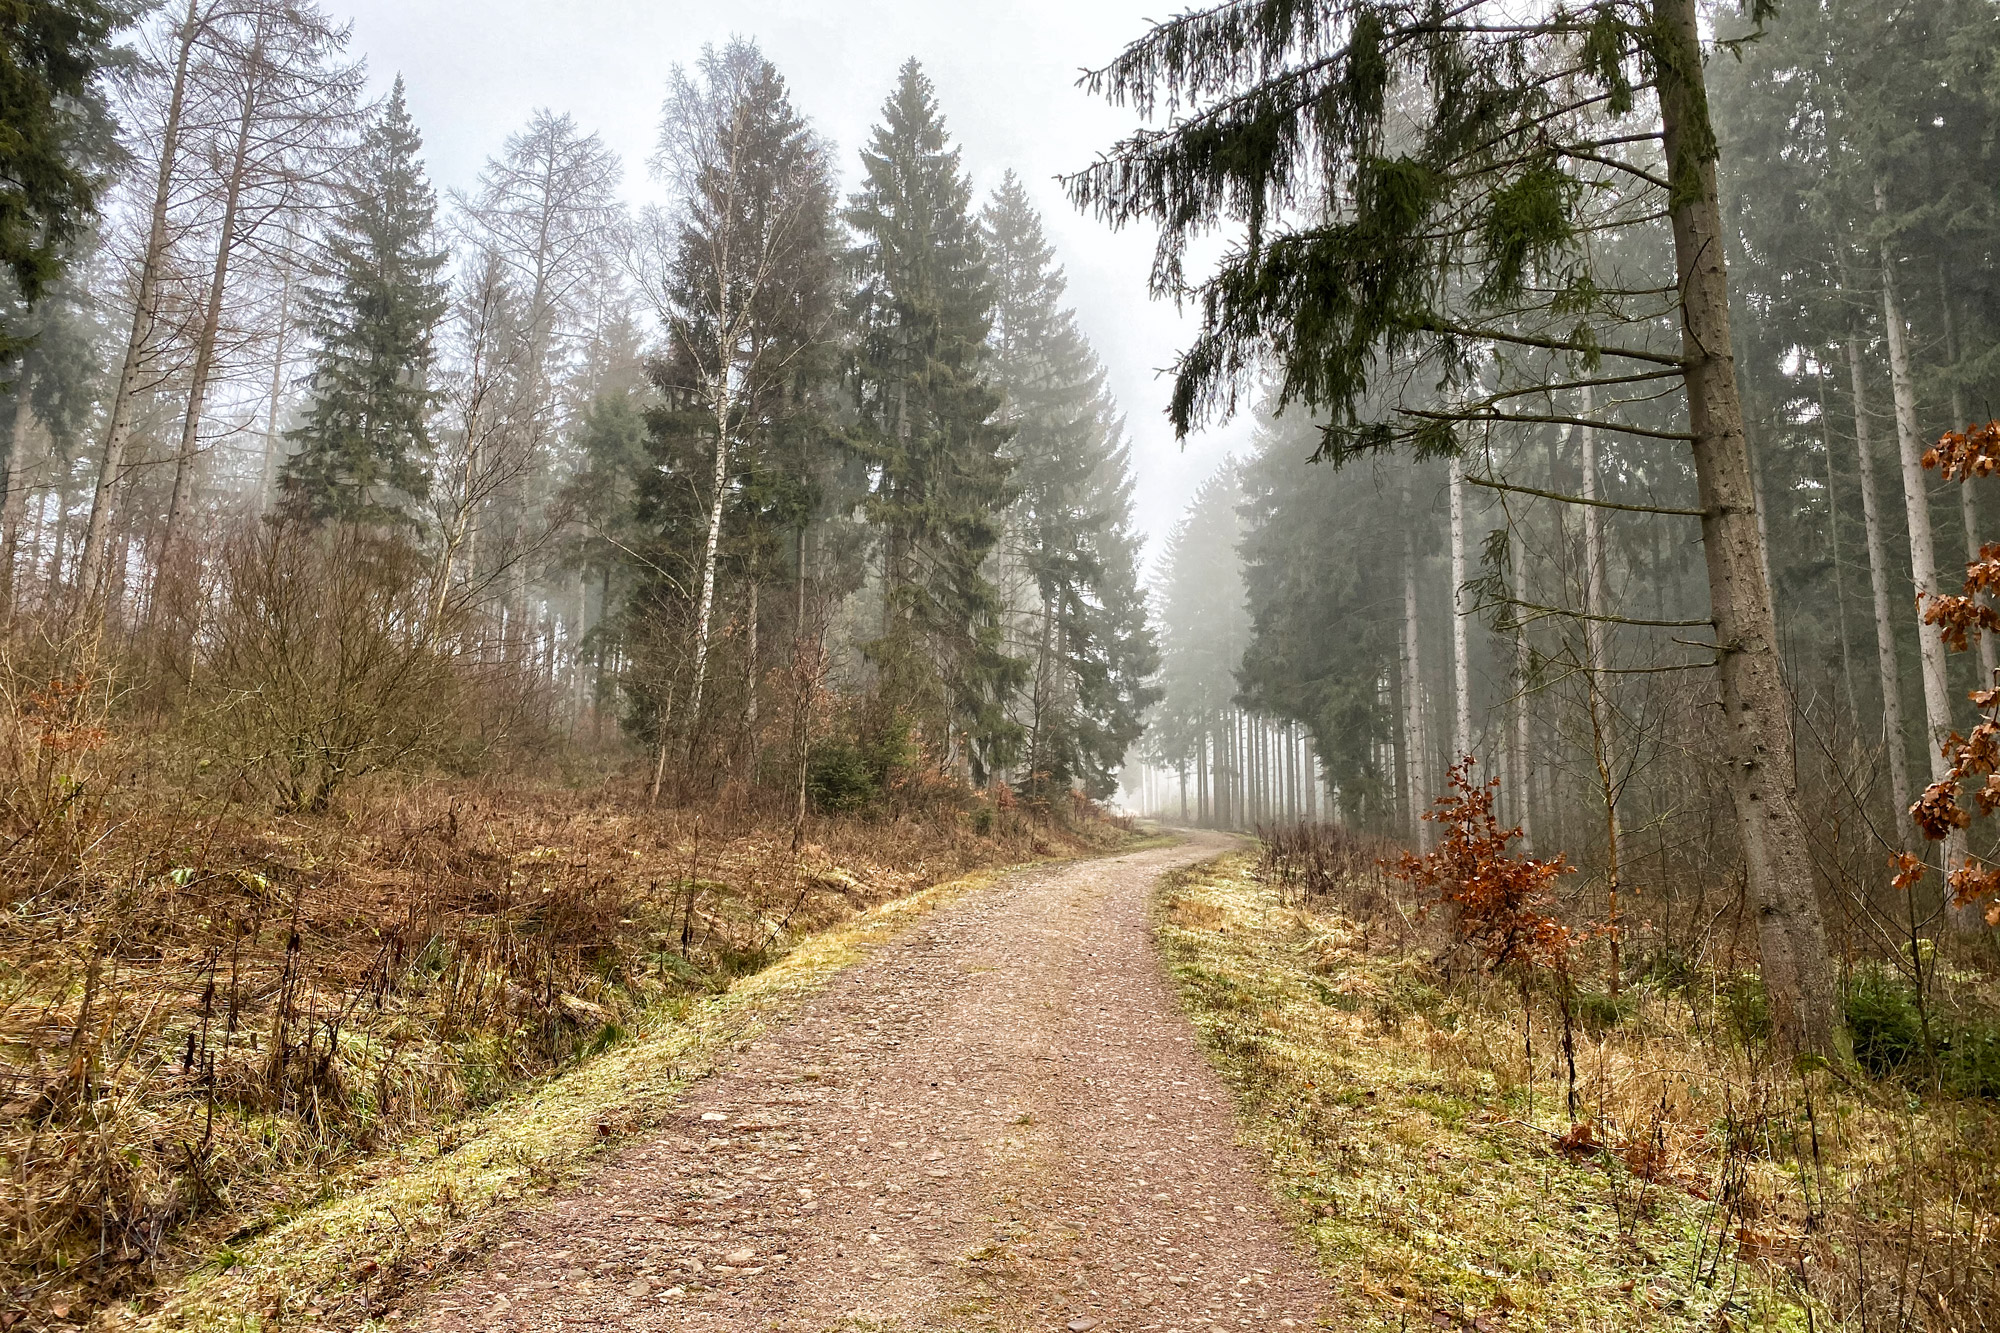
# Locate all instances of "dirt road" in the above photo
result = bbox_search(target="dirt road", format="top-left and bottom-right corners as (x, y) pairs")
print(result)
(406, 832), (1334, 1331)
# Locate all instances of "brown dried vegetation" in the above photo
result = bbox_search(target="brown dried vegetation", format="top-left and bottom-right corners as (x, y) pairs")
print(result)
(1173, 803), (2000, 1333)
(0, 651), (1120, 1328)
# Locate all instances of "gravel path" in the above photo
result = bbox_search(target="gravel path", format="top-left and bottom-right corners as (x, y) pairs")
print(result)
(404, 832), (1334, 1332)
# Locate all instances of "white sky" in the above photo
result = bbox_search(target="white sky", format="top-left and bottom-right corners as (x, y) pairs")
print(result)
(334, 0), (1253, 571)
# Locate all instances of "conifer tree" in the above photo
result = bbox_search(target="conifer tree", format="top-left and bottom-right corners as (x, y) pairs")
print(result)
(845, 60), (1020, 781)
(983, 172), (1158, 797)
(280, 78), (447, 524)
(638, 39), (837, 771)
(0, 0), (117, 364)
(1072, 0), (1847, 1056)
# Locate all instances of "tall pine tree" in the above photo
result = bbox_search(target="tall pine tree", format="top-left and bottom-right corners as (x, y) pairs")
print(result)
(281, 77), (448, 525)
(845, 60), (1019, 782)
(983, 172), (1157, 798)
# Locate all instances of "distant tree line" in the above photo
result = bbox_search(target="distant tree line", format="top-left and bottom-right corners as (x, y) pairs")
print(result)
(0, 9), (1157, 819)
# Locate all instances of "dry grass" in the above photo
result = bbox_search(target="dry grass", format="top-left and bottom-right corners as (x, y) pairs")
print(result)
(106, 852), (1060, 1333)
(0, 685), (1133, 1331)
(1155, 851), (2000, 1333)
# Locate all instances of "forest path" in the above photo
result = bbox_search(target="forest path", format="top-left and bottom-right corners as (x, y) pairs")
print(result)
(407, 831), (1335, 1332)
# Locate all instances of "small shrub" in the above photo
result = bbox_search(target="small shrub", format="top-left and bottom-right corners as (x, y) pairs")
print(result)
(1846, 965), (1928, 1078)
(1845, 965), (2000, 1099)
(1723, 973), (1772, 1047)
(806, 737), (876, 813)
(1572, 987), (1633, 1035)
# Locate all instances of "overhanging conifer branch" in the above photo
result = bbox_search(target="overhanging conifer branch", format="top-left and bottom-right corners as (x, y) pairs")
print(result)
(1463, 473), (1705, 517)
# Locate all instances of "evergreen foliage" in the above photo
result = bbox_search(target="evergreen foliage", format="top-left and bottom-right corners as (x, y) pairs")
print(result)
(0, 0), (117, 363)
(624, 39), (839, 759)
(280, 79), (448, 524)
(1070, 0), (1843, 1055)
(844, 60), (1020, 782)
(1237, 425), (1407, 821)
(983, 172), (1157, 798)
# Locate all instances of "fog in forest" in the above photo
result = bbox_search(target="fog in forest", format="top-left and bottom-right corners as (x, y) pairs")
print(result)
(8, 1), (2000, 1327)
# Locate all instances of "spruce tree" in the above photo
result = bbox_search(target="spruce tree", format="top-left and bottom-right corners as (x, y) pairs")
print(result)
(983, 172), (1157, 798)
(0, 0), (116, 364)
(846, 60), (1020, 782)
(281, 78), (448, 525)
(1071, 0), (1846, 1056)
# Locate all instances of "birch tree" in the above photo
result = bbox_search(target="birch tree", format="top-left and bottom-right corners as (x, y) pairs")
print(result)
(635, 38), (834, 763)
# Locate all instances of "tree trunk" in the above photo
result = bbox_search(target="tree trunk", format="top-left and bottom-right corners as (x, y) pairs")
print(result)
(259, 262), (293, 512)
(1579, 388), (1624, 994)
(683, 404), (732, 755)
(1877, 182), (1972, 923)
(2, 387), (36, 624)
(1815, 363), (1861, 724)
(1847, 327), (1914, 833)
(1196, 728), (1209, 826)
(75, 0), (204, 624)
(745, 576), (760, 777)
(160, 18), (267, 607)
(791, 525), (813, 849)
(1510, 520), (1535, 854)
(1401, 471), (1430, 848)
(1450, 457), (1472, 762)
(1657, 0), (1843, 1057)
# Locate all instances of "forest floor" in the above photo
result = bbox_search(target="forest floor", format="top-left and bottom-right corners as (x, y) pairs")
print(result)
(144, 830), (1340, 1333)
(78, 831), (2000, 1332)
(3, 775), (1135, 1330)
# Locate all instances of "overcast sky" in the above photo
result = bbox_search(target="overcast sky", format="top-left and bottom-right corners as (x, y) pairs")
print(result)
(333, 0), (1256, 574)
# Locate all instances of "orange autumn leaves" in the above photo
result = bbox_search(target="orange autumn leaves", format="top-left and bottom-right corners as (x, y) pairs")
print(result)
(1394, 758), (1577, 970)
(1906, 421), (2000, 924)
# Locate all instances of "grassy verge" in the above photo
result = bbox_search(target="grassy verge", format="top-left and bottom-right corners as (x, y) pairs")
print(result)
(1155, 852), (1828, 1333)
(113, 838), (1132, 1333)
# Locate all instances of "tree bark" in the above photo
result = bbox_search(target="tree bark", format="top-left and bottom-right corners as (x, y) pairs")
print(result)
(1579, 387), (1624, 992)
(745, 576), (760, 776)
(1510, 518), (1535, 854)
(1450, 457), (1472, 764)
(1401, 470), (1430, 848)
(683, 387), (732, 757)
(161, 25), (266, 600)
(1815, 363), (1861, 724)
(1656, 0), (1843, 1057)
(1876, 182), (1972, 922)
(2, 387), (36, 623)
(258, 261), (293, 512)
(1846, 327), (1914, 834)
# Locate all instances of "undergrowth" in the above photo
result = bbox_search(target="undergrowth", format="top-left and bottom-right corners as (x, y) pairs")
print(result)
(0, 741), (1131, 1329)
(1156, 850), (2000, 1332)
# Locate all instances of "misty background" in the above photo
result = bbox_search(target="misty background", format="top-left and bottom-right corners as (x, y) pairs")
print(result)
(342, 0), (1253, 562)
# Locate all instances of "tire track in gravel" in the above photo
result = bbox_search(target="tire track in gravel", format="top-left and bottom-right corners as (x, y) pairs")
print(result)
(403, 832), (1335, 1332)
